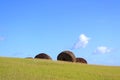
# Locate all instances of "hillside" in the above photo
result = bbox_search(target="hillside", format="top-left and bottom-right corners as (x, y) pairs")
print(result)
(0, 57), (120, 80)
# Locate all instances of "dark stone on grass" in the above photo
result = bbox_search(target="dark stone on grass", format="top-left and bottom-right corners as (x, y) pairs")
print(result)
(25, 57), (33, 59)
(34, 53), (52, 60)
(76, 57), (87, 64)
(57, 50), (76, 62)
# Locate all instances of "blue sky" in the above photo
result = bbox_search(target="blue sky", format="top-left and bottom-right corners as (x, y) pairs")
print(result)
(0, 0), (120, 66)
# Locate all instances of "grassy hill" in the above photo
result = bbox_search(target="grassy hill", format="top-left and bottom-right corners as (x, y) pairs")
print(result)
(0, 57), (120, 80)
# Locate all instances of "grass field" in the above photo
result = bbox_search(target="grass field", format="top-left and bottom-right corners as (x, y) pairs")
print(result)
(0, 57), (120, 80)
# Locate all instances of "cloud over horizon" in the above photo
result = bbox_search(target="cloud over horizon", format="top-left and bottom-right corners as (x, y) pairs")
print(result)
(94, 46), (112, 54)
(73, 34), (90, 49)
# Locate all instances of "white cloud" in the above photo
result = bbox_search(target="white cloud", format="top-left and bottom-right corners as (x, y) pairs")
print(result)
(73, 34), (90, 49)
(94, 46), (112, 54)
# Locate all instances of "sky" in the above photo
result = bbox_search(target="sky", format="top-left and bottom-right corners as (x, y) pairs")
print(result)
(0, 0), (120, 66)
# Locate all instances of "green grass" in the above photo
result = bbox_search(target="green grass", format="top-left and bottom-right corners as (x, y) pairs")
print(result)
(0, 57), (120, 80)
